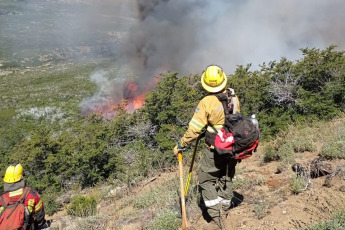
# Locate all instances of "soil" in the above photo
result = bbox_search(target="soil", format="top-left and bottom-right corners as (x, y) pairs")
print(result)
(47, 148), (345, 230)
(194, 151), (345, 230)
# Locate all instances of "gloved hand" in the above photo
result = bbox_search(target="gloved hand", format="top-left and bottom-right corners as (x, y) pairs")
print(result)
(173, 141), (186, 155)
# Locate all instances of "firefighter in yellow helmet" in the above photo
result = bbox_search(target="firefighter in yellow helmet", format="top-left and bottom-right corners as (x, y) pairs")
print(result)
(174, 65), (240, 230)
(0, 163), (47, 229)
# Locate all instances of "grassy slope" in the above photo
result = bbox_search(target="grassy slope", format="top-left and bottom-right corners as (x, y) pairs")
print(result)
(44, 116), (345, 230)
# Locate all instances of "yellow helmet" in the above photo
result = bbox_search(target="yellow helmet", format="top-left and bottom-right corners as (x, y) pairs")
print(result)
(3, 163), (23, 183)
(201, 65), (227, 93)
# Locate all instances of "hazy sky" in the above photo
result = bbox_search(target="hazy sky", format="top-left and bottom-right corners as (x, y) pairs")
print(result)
(127, 0), (345, 76)
(2, 0), (345, 76)
(2, 0), (345, 114)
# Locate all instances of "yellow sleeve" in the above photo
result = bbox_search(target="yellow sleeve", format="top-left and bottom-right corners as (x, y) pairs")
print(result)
(180, 100), (208, 147)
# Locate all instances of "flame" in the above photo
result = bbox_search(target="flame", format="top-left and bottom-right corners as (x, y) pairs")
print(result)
(123, 80), (146, 112)
(84, 72), (164, 118)
(132, 93), (146, 109)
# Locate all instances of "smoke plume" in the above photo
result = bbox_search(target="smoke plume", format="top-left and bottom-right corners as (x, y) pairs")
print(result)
(127, 0), (345, 76)
(2, 0), (345, 115)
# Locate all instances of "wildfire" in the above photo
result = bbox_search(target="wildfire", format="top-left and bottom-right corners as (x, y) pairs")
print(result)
(132, 93), (146, 109)
(81, 70), (164, 118)
(123, 80), (147, 112)
(87, 80), (150, 117)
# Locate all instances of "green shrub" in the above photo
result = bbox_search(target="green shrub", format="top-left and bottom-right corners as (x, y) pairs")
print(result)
(262, 123), (316, 165)
(262, 144), (279, 163)
(133, 189), (159, 209)
(253, 201), (269, 219)
(148, 209), (180, 230)
(290, 175), (309, 194)
(76, 214), (107, 230)
(66, 195), (97, 217)
(307, 209), (345, 230)
(233, 177), (266, 190)
(320, 141), (345, 159)
(42, 193), (60, 216)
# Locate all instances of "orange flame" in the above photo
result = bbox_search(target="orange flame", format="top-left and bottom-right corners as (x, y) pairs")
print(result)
(132, 93), (146, 109)
(87, 75), (162, 117)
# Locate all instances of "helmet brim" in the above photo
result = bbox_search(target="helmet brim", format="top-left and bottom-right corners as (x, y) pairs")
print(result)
(201, 72), (228, 93)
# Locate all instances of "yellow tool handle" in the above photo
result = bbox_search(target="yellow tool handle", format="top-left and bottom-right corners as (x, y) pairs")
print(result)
(184, 134), (201, 197)
(184, 172), (192, 196)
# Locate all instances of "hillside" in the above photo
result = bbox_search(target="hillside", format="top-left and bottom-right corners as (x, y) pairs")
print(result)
(45, 117), (345, 230)
(1, 1), (345, 230)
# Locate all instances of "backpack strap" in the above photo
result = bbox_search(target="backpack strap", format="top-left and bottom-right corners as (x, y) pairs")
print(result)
(0, 192), (9, 208)
(4, 187), (31, 220)
(19, 187), (31, 204)
(0, 193), (7, 211)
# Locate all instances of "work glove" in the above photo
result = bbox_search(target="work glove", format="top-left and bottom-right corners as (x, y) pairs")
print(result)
(173, 141), (186, 156)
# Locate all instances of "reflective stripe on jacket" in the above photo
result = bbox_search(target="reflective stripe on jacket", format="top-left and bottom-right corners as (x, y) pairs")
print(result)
(0, 186), (46, 228)
(180, 89), (240, 147)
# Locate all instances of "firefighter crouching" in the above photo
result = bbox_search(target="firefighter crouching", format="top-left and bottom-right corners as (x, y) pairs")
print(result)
(174, 65), (240, 230)
(0, 163), (47, 229)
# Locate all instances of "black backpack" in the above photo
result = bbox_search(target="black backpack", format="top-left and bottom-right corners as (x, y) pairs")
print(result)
(225, 113), (259, 154)
(207, 90), (259, 158)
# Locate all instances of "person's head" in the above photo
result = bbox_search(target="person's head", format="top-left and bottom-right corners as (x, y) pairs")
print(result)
(3, 163), (24, 184)
(201, 65), (227, 93)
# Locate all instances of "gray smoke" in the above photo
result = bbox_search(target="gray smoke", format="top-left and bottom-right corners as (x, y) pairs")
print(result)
(2, 0), (345, 75)
(126, 0), (345, 76)
(2, 0), (345, 115)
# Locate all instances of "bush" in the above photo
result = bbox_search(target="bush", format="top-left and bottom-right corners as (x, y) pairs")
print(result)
(76, 214), (108, 230)
(133, 189), (159, 209)
(307, 209), (345, 230)
(66, 195), (97, 217)
(320, 141), (345, 160)
(148, 209), (180, 230)
(42, 193), (61, 216)
(290, 175), (309, 194)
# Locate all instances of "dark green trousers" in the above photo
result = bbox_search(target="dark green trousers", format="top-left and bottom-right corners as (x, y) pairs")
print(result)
(198, 147), (237, 222)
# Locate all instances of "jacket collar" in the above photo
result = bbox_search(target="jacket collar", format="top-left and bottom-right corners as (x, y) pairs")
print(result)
(3, 180), (25, 192)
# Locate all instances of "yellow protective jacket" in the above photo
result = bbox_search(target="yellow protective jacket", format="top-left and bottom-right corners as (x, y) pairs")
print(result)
(180, 89), (240, 147)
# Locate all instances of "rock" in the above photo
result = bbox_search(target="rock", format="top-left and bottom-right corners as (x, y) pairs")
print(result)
(336, 165), (345, 180)
(278, 202), (285, 208)
(56, 193), (71, 205)
(323, 177), (332, 188)
(310, 157), (333, 178)
(339, 186), (345, 192)
(108, 186), (123, 197)
(47, 216), (78, 230)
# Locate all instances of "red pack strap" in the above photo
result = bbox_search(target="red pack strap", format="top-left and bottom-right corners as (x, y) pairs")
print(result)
(0, 194), (6, 209)
(2, 187), (31, 220)
(19, 187), (31, 204)
(235, 139), (259, 160)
